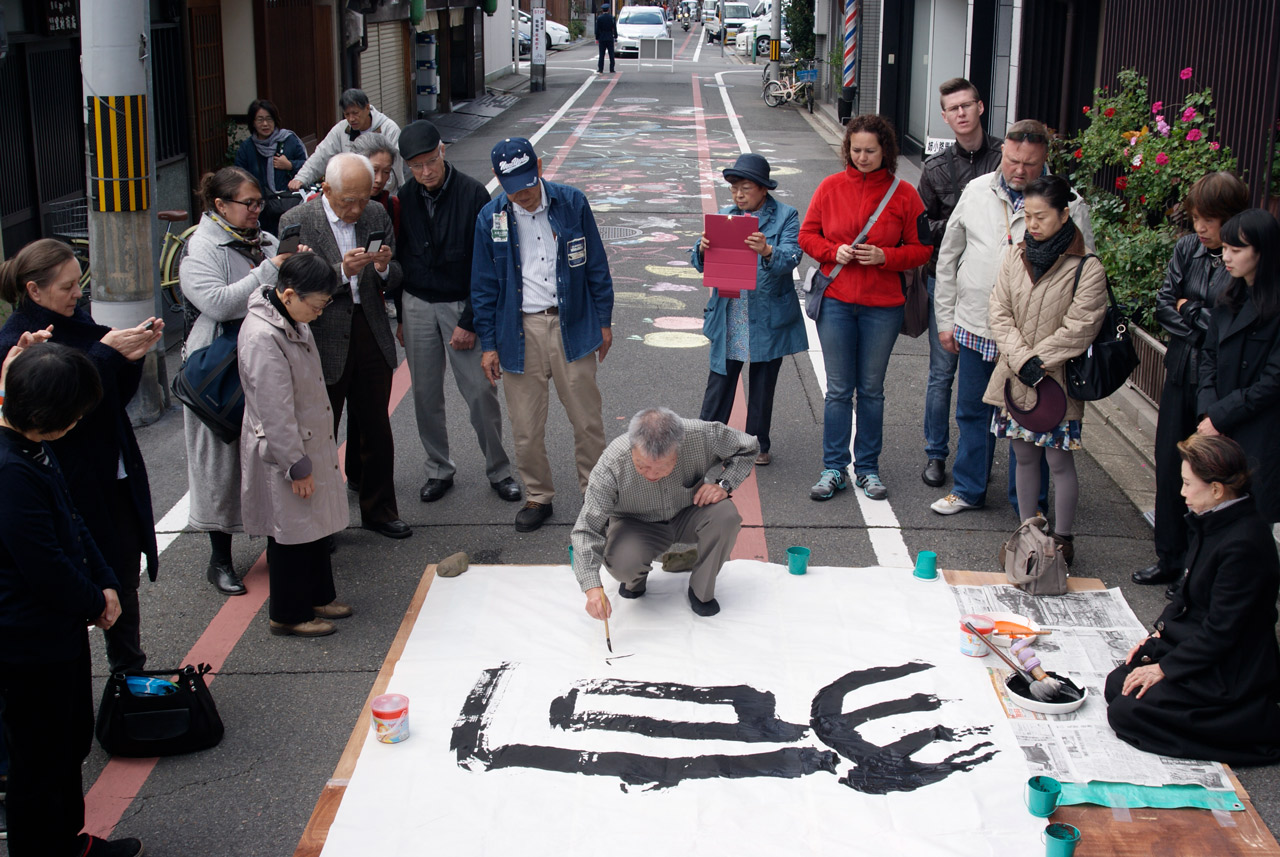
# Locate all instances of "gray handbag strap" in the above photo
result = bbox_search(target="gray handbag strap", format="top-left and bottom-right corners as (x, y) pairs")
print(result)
(826, 175), (901, 280)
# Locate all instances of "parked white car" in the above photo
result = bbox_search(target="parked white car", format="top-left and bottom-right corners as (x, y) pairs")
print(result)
(616, 6), (670, 57)
(705, 1), (752, 43)
(518, 10), (571, 49)
(734, 12), (790, 56)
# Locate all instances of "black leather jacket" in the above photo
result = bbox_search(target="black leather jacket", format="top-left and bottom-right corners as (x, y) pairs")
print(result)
(1156, 233), (1232, 387)
(918, 134), (1003, 275)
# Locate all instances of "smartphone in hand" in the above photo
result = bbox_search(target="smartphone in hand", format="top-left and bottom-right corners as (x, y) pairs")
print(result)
(365, 230), (386, 255)
(278, 223), (302, 254)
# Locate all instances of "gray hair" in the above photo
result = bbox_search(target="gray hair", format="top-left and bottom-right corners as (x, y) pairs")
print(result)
(339, 88), (369, 111)
(628, 407), (685, 459)
(325, 152), (375, 192)
(351, 132), (397, 163)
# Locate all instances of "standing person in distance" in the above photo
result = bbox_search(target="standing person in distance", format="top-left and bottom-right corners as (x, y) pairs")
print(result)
(798, 114), (932, 502)
(916, 78), (1002, 489)
(595, 4), (617, 74)
(1134, 172), (1249, 588)
(239, 253), (352, 638)
(180, 166), (293, 596)
(1196, 209), (1280, 527)
(289, 89), (403, 194)
(395, 120), (521, 505)
(471, 137), (614, 533)
(692, 153), (805, 466)
(235, 99), (307, 196)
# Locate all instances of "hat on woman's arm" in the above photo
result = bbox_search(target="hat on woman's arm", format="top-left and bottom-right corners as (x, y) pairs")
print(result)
(722, 153), (777, 190)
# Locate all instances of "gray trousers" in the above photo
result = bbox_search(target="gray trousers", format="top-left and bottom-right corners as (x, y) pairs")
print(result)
(401, 293), (512, 482)
(602, 500), (742, 601)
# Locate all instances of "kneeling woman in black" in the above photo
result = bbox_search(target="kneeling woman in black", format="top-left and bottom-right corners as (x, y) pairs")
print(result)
(1105, 433), (1280, 765)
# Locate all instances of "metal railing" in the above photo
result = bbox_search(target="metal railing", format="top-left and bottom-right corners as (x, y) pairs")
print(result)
(1128, 325), (1166, 407)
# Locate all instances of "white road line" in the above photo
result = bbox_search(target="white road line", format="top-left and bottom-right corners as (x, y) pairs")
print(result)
(713, 70), (754, 153)
(485, 70), (600, 195)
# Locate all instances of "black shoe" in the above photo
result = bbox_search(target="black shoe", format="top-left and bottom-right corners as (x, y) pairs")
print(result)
(618, 579), (647, 599)
(326, 534), (337, 554)
(79, 834), (145, 857)
(207, 561), (246, 596)
(1132, 563), (1180, 585)
(687, 586), (720, 616)
(491, 476), (523, 502)
(420, 477), (454, 503)
(346, 478), (360, 493)
(515, 501), (553, 532)
(922, 458), (946, 487)
(365, 519), (413, 539)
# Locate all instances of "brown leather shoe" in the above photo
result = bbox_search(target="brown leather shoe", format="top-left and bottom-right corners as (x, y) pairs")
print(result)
(755, 452), (771, 466)
(269, 618), (337, 637)
(1051, 532), (1075, 567)
(313, 601), (354, 619)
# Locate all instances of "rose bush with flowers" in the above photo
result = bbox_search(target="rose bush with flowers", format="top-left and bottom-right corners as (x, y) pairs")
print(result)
(1050, 67), (1237, 329)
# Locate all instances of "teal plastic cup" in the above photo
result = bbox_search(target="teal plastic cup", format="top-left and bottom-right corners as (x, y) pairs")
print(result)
(1043, 822), (1080, 856)
(786, 546), (810, 575)
(568, 544), (574, 565)
(913, 550), (938, 580)
(1025, 775), (1062, 818)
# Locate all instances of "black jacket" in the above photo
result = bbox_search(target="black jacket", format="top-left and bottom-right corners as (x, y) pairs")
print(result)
(0, 304), (159, 579)
(918, 134), (1002, 275)
(1197, 296), (1280, 521)
(0, 427), (119, 665)
(394, 162), (491, 332)
(1155, 234), (1232, 387)
(595, 11), (616, 41)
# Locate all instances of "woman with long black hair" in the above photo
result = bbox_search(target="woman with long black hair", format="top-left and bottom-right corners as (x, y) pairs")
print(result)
(1196, 208), (1280, 524)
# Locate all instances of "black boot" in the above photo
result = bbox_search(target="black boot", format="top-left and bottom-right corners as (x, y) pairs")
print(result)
(207, 561), (246, 596)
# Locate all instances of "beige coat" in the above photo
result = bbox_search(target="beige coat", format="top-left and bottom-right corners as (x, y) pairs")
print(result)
(238, 288), (349, 545)
(983, 227), (1108, 422)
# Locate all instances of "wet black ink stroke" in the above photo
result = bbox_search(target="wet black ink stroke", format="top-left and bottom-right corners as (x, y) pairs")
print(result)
(451, 663), (837, 790)
(549, 678), (809, 743)
(810, 662), (998, 795)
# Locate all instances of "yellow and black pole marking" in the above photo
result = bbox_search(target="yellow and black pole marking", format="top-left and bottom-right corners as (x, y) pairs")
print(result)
(87, 95), (150, 212)
(769, 39), (780, 61)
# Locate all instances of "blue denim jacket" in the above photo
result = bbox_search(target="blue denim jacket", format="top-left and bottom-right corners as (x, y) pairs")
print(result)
(471, 180), (614, 373)
(692, 196), (806, 374)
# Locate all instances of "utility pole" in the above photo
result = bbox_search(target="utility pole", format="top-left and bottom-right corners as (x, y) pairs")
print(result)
(81, 0), (167, 424)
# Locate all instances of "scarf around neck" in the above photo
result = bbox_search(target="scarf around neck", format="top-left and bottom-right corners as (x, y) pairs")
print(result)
(208, 212), (266, 266)
(251, 127), (292, 192)
(1023, 219), (1077, 283)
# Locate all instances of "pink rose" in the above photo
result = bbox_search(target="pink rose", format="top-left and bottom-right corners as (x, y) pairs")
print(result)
(1186, 129), (1203, 142)
(1155, 152), (1170, 166)
(1156, 117), (1171, 136)
(1181, 106), (1197, 122)
(1151, 101), (1163, 113)
(1179, 67), (1193, 80)
(1210, 141), (1220, 151)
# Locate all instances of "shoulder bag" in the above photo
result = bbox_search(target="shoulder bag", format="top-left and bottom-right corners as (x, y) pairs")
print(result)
(96, 663), (225, 757)
(803, 176), (901, 321)
(899, 266), (929, 338)
(1064, 254), (1141, 401)
(171, 319), (244, 445)
(1001, 515), (1069, 596)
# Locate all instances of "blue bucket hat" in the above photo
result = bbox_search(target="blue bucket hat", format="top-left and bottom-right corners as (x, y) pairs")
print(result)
(722, 153), (777, 190)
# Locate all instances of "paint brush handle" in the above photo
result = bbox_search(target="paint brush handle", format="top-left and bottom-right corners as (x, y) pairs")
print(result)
(994, 629), (1052, 637)
(599, 590), (613, 652)
(964, 622), (1035, 683)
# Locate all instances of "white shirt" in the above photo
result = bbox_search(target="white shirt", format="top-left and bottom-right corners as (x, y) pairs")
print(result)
(322, 196), (390, 304)
(510, 182), (558, 313)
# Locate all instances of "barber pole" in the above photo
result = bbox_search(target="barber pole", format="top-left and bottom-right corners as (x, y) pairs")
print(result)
(843, 0), (858, 89)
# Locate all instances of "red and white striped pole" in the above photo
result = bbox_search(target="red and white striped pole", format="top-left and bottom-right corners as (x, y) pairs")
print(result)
(843, 0), (858, 90)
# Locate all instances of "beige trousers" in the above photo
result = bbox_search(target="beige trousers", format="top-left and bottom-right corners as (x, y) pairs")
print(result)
(501, 312), (606, 505)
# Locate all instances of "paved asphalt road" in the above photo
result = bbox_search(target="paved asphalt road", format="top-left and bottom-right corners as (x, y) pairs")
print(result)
(8, 31), (1277, 857)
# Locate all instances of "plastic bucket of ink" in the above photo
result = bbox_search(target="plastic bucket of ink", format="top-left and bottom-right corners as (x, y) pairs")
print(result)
(959, 614), (995, 657)
(1042, 822), (1080, 857)
(371, 693), (410, 744)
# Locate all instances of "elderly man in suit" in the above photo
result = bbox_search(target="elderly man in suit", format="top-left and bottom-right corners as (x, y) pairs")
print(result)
(278, 152), (410, 539)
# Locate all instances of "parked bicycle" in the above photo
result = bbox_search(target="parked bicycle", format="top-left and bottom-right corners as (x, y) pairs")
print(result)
(763, 60), (816, 112)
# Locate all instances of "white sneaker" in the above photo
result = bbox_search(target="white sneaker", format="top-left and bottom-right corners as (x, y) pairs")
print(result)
(931, 493), (978, 515)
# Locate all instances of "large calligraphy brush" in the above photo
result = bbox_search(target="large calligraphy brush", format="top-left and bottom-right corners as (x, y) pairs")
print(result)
(965, 621), (1063, 702)
(599, 590), (613, 653)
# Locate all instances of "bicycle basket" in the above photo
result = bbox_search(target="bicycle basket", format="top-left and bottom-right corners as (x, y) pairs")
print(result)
(795, 68), (818, 82)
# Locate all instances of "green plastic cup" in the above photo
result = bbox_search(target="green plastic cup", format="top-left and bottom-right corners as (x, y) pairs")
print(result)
(1043, 822), (1080, 857)
(913, 550), (938, 580)
(786, 546), (810, 575)
(1025, 775), (1062, 818)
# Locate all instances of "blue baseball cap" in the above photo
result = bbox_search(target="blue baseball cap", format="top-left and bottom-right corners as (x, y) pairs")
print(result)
(491, 137), (540, 194)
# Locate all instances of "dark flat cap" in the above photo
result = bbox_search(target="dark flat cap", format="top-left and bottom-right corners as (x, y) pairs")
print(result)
(399, 120), (443, 161)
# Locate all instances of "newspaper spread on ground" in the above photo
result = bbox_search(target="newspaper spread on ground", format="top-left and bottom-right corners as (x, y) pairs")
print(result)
(952, 584), (1234, 791)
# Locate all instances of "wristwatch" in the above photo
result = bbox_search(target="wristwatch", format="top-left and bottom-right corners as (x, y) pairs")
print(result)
(716, 478), (733, 496)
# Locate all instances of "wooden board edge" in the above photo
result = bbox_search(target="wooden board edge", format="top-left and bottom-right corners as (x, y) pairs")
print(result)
(291, 563), (439, 857)
(942, 569), (1107, 590)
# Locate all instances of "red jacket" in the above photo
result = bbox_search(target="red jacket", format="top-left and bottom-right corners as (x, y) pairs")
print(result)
(799, 166), (932, 307)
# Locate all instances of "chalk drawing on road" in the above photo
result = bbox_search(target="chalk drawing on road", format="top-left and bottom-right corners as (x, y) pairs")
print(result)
(644, 331), (709, 348)
(614, 291), (688, 310)
(650, 282), (700, 292)
(644, 264), (703, 279)
(614, 97), (661, 103)
(652, 316), (704, 330)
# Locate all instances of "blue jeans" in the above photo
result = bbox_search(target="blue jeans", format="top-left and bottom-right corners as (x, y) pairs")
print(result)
(816, 299), (903, 474)
(924, 277), (958, 460)
(952, 344), (998, 505)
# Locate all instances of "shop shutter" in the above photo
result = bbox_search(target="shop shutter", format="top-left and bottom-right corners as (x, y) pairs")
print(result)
(359, 21), (409, 128)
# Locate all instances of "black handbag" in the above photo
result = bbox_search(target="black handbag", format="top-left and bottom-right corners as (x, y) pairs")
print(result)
(171, 320), (244, 444)
(899, 265), (929, 338)
(96, 664), (225, 757)
(1064, 255), (1140, 401)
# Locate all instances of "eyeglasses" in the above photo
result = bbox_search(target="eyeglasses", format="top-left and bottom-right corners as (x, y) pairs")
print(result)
(1006, 131), (1049, 144)
(253, 115), (275, 125)
(408, 154), (446, 173)
(943, 100), (978, 115)
(225, 198), (265, 212)
(307, 296), (335, 310)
